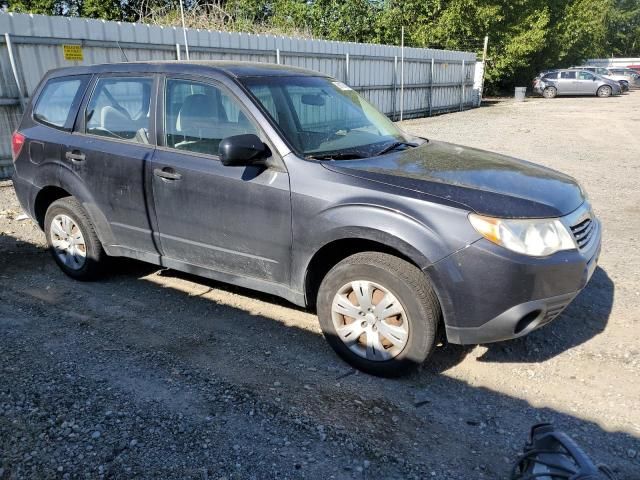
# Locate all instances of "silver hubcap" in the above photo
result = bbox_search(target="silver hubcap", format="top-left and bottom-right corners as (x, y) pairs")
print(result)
(599, 87), (610, 97)
(331, 281), (409, 361)
(50, 214), (87, 270)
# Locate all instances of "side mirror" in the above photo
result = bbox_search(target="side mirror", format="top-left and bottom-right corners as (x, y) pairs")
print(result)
(219, 134), (270, 167)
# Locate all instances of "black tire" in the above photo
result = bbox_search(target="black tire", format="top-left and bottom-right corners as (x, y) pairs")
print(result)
(543, 86), (557, 99)
(317, 252), (440, 377)
(44, 197), (106, 280)
(597, 85), (612, 97)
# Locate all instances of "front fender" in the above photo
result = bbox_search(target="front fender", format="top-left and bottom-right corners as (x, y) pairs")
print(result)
(292, 201), (478, 296)
(312, 203), (450, 267)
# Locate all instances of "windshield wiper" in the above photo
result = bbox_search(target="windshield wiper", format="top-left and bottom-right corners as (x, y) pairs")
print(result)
(375, 141), (418, 157)
(306, 152), (367, 161)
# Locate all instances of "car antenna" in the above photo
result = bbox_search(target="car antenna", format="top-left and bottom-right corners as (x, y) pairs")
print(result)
(116, 40), (129, 62)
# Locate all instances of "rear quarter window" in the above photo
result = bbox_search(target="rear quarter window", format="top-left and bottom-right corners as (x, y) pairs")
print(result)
(543, 72), (558, 80)
(33, 75), (90, 130)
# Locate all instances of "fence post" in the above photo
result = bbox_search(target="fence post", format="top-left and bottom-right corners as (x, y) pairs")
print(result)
(179, 0), (190, 60)
(176, 43), (181, 61)
(345, 53), (349, 84)
(276, 48), (280, 65)
(429, 58), (434, 117)
(460, 59), (465, 111)
(4, 33), (25, 111)
(392, 56), (398, 120)
(480, 36), (488, 105)
(399, 26), (404, 121)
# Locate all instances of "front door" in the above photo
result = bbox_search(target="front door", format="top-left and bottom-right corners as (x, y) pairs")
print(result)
(150, 77), (292, 285)
(575, 71), (598, 94)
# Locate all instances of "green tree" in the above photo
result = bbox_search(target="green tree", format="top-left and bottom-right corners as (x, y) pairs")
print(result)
(80, 0), (122, 20)
(5, 0), (640, 90)
(608, 0), (640, 56)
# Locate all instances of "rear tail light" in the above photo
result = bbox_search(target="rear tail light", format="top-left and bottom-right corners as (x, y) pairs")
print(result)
(11, 131), (25, 162)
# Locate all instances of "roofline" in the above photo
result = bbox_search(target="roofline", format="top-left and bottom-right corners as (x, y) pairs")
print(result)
(43, 60), (329, 80)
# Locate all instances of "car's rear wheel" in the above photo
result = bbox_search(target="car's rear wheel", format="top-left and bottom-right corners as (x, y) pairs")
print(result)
(543, 86), (557, 99)
(316, 252), (440, 377)
(597, 85), (612, 97)
(44, 197), (106, 280)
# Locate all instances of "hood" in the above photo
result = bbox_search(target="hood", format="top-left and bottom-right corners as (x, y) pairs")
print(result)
(322, 140), (584, 218)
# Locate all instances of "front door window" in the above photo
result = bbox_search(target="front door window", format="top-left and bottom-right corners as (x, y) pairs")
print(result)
(164, 79), (259, 156)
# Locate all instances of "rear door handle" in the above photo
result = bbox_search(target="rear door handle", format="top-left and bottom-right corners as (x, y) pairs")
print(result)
(154, 167), (182, 181)
(65, 150), (85, 163)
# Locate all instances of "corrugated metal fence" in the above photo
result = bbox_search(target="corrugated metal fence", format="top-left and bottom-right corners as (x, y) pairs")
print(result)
(587, 57), (640, 68)
(0, 12), (477, 177)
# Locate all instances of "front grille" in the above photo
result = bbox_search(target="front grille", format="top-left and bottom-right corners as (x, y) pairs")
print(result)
(570, 216), (594, 250)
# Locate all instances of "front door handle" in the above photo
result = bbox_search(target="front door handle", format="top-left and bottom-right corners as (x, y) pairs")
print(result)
(65, 150), (85, 163)
(154, 167), (182, 181)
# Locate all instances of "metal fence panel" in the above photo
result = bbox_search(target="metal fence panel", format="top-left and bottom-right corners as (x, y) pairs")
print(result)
(587, 57), (640, 68)
(0, 12), (477, 173)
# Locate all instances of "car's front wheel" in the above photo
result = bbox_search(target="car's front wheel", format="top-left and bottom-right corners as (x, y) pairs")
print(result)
(597, 85), (612, 97)
(44, 197), (106, 280)
(317, 252), (440, 377)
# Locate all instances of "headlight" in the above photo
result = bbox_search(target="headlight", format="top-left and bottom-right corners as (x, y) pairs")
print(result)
(469, 213), (576, 257)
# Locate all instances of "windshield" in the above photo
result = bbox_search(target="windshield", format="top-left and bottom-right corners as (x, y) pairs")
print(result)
(241, 76), (415, 158)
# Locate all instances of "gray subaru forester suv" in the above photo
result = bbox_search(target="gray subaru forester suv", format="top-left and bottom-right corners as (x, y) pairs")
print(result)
(11, 62), (601, 376)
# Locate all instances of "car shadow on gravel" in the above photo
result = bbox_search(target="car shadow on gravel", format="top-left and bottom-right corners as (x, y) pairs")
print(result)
(109, 256), (311, 312)
(0, 233), (614, 372)
(1, 236), (637, 478)
(475, 267), (614, 364)
(1, 244), (638, 478)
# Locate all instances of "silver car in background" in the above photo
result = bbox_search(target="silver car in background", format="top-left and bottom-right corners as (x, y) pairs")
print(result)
(608, 68), (640, 88)
(533, 69), (622, 98)
(572, 65), (636, 91)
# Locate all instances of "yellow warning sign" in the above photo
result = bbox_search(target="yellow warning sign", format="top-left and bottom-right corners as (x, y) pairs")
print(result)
(63, 45), (83, 61)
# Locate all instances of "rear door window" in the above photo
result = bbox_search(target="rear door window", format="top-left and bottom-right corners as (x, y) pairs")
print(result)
(85, 77), (154, 144)
(560, 71), (577, 79)
(543, 72), (558, 80)
(33, 76), (90, 130)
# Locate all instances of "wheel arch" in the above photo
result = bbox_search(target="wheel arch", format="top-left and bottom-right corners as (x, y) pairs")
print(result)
(32, 165), (116, 247)
(303, 231), (433, 311)
(34, 185), (71, 229)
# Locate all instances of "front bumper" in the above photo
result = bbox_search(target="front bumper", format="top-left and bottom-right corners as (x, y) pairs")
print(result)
(428, 208), (601, 345)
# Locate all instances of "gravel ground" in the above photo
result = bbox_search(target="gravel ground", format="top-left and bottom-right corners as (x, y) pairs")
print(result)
(1, 91), (639, 479)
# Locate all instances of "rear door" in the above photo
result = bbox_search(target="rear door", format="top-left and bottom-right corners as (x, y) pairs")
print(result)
(67, 74), (159, 255)
(558, 71), (578, 94)
(19, 75), (91, 179)
(149, 75), (292, 284)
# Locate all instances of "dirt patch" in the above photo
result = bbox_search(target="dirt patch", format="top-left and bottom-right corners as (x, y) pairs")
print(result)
(1, 92), (639, 479)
